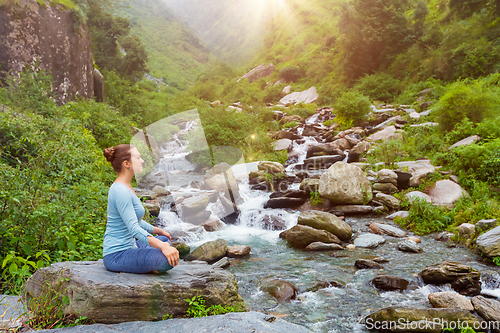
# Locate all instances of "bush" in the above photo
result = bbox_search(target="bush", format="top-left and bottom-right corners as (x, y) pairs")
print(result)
(354, 73), (401, 102)
(279, 66), (304, 83)
(395, 198), (453, 235)
(332, 91), (371, 127)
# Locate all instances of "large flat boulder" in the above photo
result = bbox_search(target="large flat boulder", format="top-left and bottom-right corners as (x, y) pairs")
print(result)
(185, 239), (228, 263)
(279, 86), (318, 106)
(428, 291), (473, 311)
(427, 180), (466, 207)
(477, 226), (500, 257)
(298, 211), (352, 241)
(419, 261), (481, 296)
(36, 312), (311, 333)
(286, 224), (341, 249)
(24, 261), (245, 324)
(319, 162), (372, 205)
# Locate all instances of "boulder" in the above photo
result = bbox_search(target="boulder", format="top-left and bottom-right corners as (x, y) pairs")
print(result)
(353, 234), (386, 249)
(261, 278), (298, 303)
(285, 225), (341, 249)
(419, 261), (481, 296)
(427, 180), (466, 207)
(375, 193), (400, 211)
(398, 239), (422, 253)
(372, 183), (398, 194)
(369, 223), (407, 237)
(306, 144), (343, 158)
(319, 162), (373, 205)
(406, 236), (421, 243)
(409, 112), (420, 120)
(476, 219), (497, 232)
(264, 197), (307, 209)
(300, 178), (320, 193)
(152, 185), (170, 196)
(355, 259), (383, 269)
(458, 223), (475, 239)
(365, 307), (486, 332)
(408, 163), (435, 187)
(171, 242), (191, 258)
(405, 191), (432, 204)
(144, 203), (160, 217)
(332, 205), (374, 215)
(0, 296), (25, 330)
(169, 225), (204, 242)
(449, 135), (480, 150)
(203, 162), (240, 196)
(428, 291), (474, 311)
(477, 226), (500, 257)
(258, 161), (285, 175)
(212, 257), (231, 269)
(410, 122), (439, 128)
(386, 211), (410, 220)
(238, 63), (275, 83)
(371, 275), (409, 291)
(471, 296), (500, 328)
(347, 141), (370, 163)
(227, 245), (251, 258)
(201, 217), (225, 232)
(304, 242), (343, 251)
(303, 155), (343, 169)
(261, 215), (288, 231)
(279, 131), (302, 140)
(378, 169), (398, 185)
(177, 194), (210, 220)
(273, 139), (293, 151)
(297, 211), (352, 241)
(279, 87), (319, 106)
(366, 126), (402, 142)
(23, 261), (245, 324)
(185, 239), (228, 263)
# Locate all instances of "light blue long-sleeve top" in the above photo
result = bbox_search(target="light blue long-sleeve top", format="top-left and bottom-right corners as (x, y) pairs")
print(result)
(103, 182), (154, 257)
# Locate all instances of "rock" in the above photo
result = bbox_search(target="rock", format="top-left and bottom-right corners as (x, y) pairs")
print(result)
(405, 191), (432, 204)
(259, 215), (287, 231)
(273, 139), (293, 151)
(212, 257), (231, 269)
(264, 197), (307, 209)
(366, 126), (402, 142)
(152, 185), (170, 196)
(332, 205), (373, 215)
(0, 296), (25, 330)
(406, 236), (421, 243)
(23, 261), (245, 324)
(459, 223), (475, 239)
(93, 68), (106, 103)
(477, 226), (500, 257)
(299, 178), (320, 193)
(185, 239), (228, 263)
(348, 141), (370, 162)
(410, 122), (439, 128)
(285, 225), (341, 249)
(355, 259), (383, 269)
(261, 278), (298, 303)
(297, 211), (352, 241)
(135, 189), (158, 200)
(204, 162), (240, 196)
(304, 242), (343, 251)
(346, 244), (356, 250)
(427, 180), (466, 207)
(375, 193), (400, 210)
(372, 182), (398, 194)
(279, 86), (319, 106)
(369, 223), (407, 237)
(354, 234), (386, 249)
(378, 169), (398, 185)
(171, 242), (191, 258)
(144, 203), (160, 217)
(281, 115), (305, 125)
(307, 280), (344, 292)
(169, 225), (205, 242)
(398, 239), (422, 253)
(409, 112), (420, 120)
(282, 85), (292, 95)
(178, 194), (210, 219)
(471, 296), (500, 326)
(386, 211), (410, 220)
(419, 261), (481, 296)
(201, 217), (225, 232)
(435, 231), (454, 241)
(476, 219), (497, 232)
(408, 162), (436, 187)
(365, 307), (486, 332)
(227, 245), (251, 258)
(394, 171), (412, 190)
(371, 275), (409, 291)
(258, 161), (285, 175)
(450, 175), (460, 183)
(279, 131), (302, 140)
(238, 63), (275, 83)
(449, 135), (480, 150)
(428, 291), (474, 311)
(319, 162), (373, 205)
(303, 155), (344, 169)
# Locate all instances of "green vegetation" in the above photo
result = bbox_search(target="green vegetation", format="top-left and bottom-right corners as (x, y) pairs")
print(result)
(309, 191), (323, 206)
(332, 91), (371, 128)
(184, 295), (239, 318)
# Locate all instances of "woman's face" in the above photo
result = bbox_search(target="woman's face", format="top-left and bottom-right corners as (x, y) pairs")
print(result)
(130, 148), (144, 174)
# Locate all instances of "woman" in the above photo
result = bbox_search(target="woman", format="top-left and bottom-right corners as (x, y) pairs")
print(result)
(102, 144), (179, 273)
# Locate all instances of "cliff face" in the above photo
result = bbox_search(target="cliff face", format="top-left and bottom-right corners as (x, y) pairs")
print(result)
(0, 0), (94, 104)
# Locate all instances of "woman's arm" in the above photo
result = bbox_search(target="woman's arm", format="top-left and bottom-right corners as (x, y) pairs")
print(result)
(147, 236), (179, 267)
(152, 226), (172, 240)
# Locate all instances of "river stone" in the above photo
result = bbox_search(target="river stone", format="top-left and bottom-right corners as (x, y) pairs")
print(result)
(427, 180), (466, 207)
(348, 141), (370, 163)
(227, 245), (251, 258)
(477, 226), (500, 257)
(354, 234), (386, 249)
(375, 193), (400, 211)
(212, 257), (231, 269)
(386, 211), (410, 220)
(258, 161), (285, 175)
(144, 203), (160, 217)
(261, 215), (287, 231)
(298, 211), (352, 241)
(177, 194), (210, 218)
(428, 291), (474, 311)
(406, 236), (421, 243)
(171, 242), (190, 258)
(476, 219), (497, 232)
(203, 162), (240, 195)
(306, 144), (341, 158)
(185, 239), (228, 263)
(273, 139), (292, 151)
(0, 296), (25, 330)
(459, 223), (475, 239)
(23, 261), (245, 324)
(201, 217), (225, 232)
(332, 205), (373, 215)
(419, 261), (481, 296)
(372, 182), (398, 194)
(371, 275), (409, 291)
(398, 239), (422, 253)
(304, 242), (343, 251)
(365, 307), (486, 333)
(369, 223), (407, 237)
(408, 162), (435, 187)
(378, 169), (398, 185)
(471, 296), (500, 327)
(449, 135), (480, 150)
(261, 278), (298, 303)
(405, 191), (432, 204)
(303, 155), (343, 169)
(300, 178), (320, 193)
(355, 259), (383, 269)
(36, 312), (312, 333)
(264, 197), (307, 209)
(319, 162), (373, 205)
(285, 225), (341, 249)
(151, 185), (170, 196)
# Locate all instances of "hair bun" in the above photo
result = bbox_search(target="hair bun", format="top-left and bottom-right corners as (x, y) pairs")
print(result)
(103, 147), (116, 163)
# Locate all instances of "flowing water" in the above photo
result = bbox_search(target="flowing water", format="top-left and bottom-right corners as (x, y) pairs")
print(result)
(137, 111), (500, 332)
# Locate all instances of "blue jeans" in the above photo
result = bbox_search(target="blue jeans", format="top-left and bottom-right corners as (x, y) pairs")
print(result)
(103, 235), (174, 273)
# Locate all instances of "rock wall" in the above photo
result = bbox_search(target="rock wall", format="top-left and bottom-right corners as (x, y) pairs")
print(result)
(0, 0), (94, 104)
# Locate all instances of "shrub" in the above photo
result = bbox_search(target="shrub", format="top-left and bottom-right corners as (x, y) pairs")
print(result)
(282, 121), (299, 129)
(354, 73), (401, 102)
(395, 198), (453, 235)
(333, 91), (371, 127)
(279, 66), (304, 83)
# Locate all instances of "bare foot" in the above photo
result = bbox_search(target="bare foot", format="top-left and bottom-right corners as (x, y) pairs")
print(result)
(151, 270), (159, 273)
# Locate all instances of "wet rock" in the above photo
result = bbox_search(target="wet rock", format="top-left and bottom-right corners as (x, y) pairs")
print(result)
(171, 242), (190, 258)
(386, 211), (410, 220)
(319, 162), (372, 205)
(261, 215), (288, 231)
(398, 239), (422, 253)
(420, 261), (481, 296)
(300, 178), (320, 193)
(258, 161), (286, 175)
(405, 191), (432, 204)
(406, 236), (421, 243)
(281, 115), (305, 125)
(428, 291), (473, 311)
(144, 203), (160, 217)
(471, 295), (500, 327)
(303, 155), (343, 169)
(273, 139), (293, 151)
(372, 182), (398, 194)
(375, 193), (400, 211)
(261, 278), (298, 303)
(332, 205), (373, 215)
(308, 280), (344, 292)
(279, 86), (319, 106)
(279, 230), (288, 239)
(177, 194), (210, 219)
(152, 185), (170, 196)
(458, 223), (475, 239)
(227, 245), (251, 258)
(185, 239), (228, 263)
(169, 225), (205, 242)
(371, 275), (409, 291)
(476, 219), (497, 232)
(435, 231), (454, 241)
(365, 307), (486, 332)
(354, 234), (386, 249)
(452, 276), (483, 297)
(477, 226), (500, 257)
(201, 217), (225, 232)
(449, 135), (480, 150)
(427, 180), (466, 207)
(23, 261), (245, 324)
(212, 257), (231, 269)
(378, 169), (398, 185)
(355, 259), (383, 269)
(346, 244), (356, 250)
(304, 242), (343, 251)
(279, 131), (302, 140)
(298, 211), (352, 241)
(408, 162), (435, 187)
(369, 223), (407, 237)
(264, 197), (307, 209)
(204, 162), (240, 196)
(286, 225), (341, 249)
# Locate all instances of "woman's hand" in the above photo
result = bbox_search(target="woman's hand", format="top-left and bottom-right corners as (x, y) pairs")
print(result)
(161, 244), (179, 267)
(152, 227), (172, 241)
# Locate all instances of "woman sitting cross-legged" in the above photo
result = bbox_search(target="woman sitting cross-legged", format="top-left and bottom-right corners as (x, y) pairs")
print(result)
(102, 144), (179, 273)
